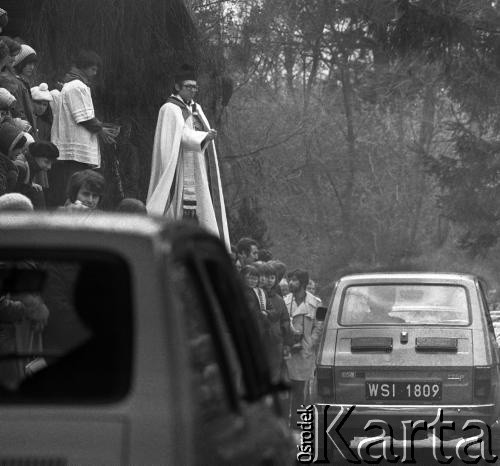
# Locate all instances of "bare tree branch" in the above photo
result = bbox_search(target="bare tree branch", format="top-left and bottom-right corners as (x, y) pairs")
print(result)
(225, 124), (305, 161)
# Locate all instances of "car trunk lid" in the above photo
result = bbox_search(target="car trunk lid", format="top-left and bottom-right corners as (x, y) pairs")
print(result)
(333, 327), (473, 405)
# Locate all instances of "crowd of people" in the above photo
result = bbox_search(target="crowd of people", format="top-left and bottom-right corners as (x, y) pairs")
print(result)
(0, 9), (143, 214)
(231, 237), (323, 427)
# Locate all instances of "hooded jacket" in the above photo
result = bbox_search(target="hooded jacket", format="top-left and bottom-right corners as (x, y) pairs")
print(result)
(0, 123), (24, 195)
(0, 122), (25, 156)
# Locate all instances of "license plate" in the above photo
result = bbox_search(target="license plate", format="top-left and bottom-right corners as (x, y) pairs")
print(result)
(366, 381), (442, 400)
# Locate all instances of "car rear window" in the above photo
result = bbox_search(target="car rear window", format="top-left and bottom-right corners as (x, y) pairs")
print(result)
(340, 284), (470, 325)
(0, 250), (133, 403)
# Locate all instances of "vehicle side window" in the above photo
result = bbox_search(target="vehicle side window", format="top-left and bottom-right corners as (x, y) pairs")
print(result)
(166, 224), (274, 404)
(203, 257), (271, 400)
(173, 264), (238, 419)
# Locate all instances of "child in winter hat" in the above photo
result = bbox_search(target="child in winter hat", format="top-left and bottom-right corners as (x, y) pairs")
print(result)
(31, 83), (52, 117)
(31, 83), (52, 102)
(13, 44), (37, 76)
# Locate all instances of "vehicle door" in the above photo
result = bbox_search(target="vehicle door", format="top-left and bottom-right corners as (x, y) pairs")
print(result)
(166, 224), (294, 466)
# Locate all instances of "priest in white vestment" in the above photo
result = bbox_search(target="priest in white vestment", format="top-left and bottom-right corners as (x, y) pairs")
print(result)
(146, 65), (230, 249)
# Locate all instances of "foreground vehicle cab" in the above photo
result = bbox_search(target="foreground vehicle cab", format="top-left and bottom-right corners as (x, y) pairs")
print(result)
(313, 273), (500, 446)
(0, 213), (294, 465)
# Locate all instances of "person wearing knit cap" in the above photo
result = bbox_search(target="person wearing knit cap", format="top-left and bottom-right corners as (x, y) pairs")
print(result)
(13, 44), (36, 69)
(13, 132), (34, 185)
(30, 83), (51, 125)
(12, 44), (37, 138)
(0, 192), (33, 211)
(0, 38), (36, 135)
(0, 122), (26, 159)
(147, 63), (230, 249)
(29, 83), (53, 190)
(13, 44), (37, 84)
(30, 83), (52, 143)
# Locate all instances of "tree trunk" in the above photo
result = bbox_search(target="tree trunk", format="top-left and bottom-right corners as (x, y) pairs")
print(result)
(409, 83), (436, 253)
(338, 56), (357, 264)
(304, 1), (328, 111)
(284, 41), (296, 96)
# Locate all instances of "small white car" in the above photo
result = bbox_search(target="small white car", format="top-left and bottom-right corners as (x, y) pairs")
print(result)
(312, 272), (500, 462)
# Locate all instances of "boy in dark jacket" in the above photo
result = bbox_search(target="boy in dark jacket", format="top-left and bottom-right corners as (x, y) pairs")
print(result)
(240, 264), (273, 338)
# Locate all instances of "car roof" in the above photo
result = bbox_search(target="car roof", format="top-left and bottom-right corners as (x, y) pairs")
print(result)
(0, 211), (171, 238)
(0, 212), (227, 259)
(338, 272), (479, 285)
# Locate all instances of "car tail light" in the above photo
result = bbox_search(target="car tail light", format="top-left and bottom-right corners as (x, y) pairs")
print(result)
(474, 366), (492, 401)
(316, 365), (334, 399)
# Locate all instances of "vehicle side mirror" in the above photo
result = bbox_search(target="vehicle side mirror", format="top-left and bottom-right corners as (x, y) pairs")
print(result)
(316, 306), (327, 321)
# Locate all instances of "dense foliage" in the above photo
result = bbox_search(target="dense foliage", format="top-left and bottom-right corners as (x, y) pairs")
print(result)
(190, 0), (500, 293)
